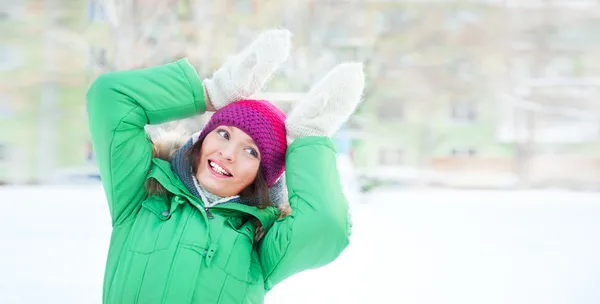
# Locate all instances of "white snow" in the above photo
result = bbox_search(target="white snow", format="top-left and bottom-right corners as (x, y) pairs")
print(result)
(1, 185), (599, 304)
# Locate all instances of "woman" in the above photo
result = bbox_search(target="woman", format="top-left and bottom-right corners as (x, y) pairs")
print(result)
(87, 29), (365, 303)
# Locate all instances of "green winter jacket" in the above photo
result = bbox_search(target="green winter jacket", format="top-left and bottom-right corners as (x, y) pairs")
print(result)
(86, 59), (351, 304)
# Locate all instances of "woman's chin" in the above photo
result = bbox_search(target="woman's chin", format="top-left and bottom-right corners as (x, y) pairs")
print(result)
(198, 173), (236, 197)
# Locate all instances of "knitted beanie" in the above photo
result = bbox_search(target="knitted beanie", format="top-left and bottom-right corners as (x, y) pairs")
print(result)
(198, 99), (287, 187)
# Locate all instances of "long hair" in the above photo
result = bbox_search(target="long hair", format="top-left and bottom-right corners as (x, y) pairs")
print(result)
(186, 133), (271, 209)
(186, 132), (275, 245)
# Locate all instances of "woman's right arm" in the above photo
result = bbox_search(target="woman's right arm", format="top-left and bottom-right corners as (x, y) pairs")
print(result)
(86, 58), (206, 226)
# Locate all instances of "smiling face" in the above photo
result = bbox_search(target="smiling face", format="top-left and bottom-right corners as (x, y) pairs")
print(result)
(195, 125), (261, 197)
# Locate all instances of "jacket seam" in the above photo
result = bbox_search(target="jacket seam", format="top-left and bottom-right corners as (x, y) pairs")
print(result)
(117, 252), (136, 304)
(105, 223), (135, 301)
(160, 206), (194, 303)
(134, 252), (151, 304)
(262, 216), (296, 289)
(144, 103), (196, 115)
(216, 276), (228, 303)
(288, 139), (336, 155)
(177, 61), (195, 102)
(176, 60), (204, 112)
(110, 104), (147, 226)
(114, 216), (136, 227)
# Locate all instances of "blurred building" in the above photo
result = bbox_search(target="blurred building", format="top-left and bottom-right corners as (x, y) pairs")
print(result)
(347, 0), (600, 189)
(2, 0), (600, 189)
(0, 0), (92, 184)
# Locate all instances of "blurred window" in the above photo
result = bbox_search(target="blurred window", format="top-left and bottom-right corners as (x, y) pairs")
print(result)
(379, 148), (403, 166)
(451, 100), (477, 123)
(1, 2), (24, 20)
(235, 0), (253, 13)
(0, 143), (7, 161)
(0, 93), (12, 119)
(385, 9), (417, 32)
(545, 56), (575, 77)
(511, 56), (533, 79)
(378, 99), (404, 121)
(0, 45), (19, 71)
(89, 46), (107, 68)
(444, 9), (480, 31)
(88, 0), (107, 23)
(450, 148), (477, 157)
(85, 141), (96, 163)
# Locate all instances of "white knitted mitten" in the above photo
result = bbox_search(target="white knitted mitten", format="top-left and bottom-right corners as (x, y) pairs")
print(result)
(203, 29), (291, 110)
(285, 63), (365, 144)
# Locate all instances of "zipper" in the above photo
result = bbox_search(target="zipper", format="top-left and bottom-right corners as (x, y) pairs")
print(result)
(205, 207), (214, 219)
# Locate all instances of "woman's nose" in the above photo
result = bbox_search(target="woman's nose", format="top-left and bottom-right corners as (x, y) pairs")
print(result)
(219, 145), (236, 162)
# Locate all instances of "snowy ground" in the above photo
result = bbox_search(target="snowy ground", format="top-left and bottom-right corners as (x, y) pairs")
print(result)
(1, 185), (599, 304)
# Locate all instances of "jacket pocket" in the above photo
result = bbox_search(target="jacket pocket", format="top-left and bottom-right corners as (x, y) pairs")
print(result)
(129, 195), (176, 254)
(212, 217), (256, 283)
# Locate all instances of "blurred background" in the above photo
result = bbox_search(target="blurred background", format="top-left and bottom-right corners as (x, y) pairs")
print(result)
(2, 0), (600, 190)
(2, 1), (600, 303)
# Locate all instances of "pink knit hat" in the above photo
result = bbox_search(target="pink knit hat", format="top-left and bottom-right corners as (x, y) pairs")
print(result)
(198, 99), (287, 186)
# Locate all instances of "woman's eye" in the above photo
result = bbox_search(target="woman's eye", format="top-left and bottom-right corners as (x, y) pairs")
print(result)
(217, 129), (229, 140)
(244, 147), (259, 158)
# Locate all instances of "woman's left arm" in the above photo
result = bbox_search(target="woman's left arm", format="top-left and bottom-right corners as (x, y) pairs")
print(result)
(258, 62), (364, 291)
(258, 136), (351, 292)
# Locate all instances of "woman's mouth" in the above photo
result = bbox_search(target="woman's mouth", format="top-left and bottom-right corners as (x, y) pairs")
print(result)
(207, 160), (233, 178)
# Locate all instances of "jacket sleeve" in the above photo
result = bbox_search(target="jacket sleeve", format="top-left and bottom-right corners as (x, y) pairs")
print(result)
(86, 58), (206, 226)
(258, 136), (352, 291)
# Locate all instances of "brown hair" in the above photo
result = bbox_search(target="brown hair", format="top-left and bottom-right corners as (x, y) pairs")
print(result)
(186, 134), (271, 209)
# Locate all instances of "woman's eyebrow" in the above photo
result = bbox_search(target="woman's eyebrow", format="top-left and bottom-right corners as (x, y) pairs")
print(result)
(230, 128), (256, 145)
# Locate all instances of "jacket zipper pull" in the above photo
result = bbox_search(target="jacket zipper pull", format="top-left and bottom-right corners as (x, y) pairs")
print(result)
(205, 207), (214, 219)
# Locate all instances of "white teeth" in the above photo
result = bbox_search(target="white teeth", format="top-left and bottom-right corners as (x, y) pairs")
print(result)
(209, 161), (230, 176)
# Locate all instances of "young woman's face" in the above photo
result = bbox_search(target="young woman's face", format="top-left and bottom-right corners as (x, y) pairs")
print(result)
(196, 125), (261, 197)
